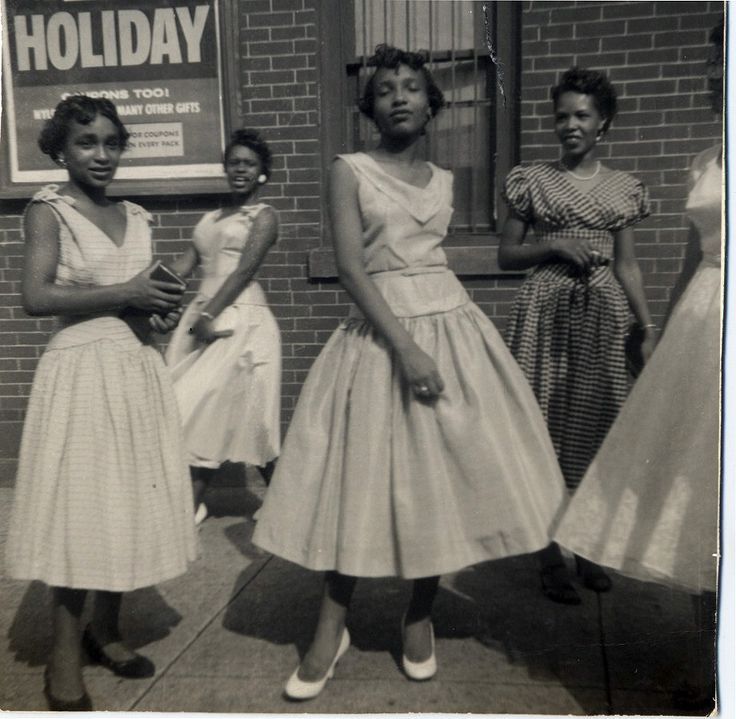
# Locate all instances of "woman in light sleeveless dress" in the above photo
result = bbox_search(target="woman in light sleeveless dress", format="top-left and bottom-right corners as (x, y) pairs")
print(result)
(4, 96), (197, 711)
(555, 22), (723, 709)
(253, 45), (567, 700)
(165, 130), (281, 522)
(554, 145), (721, 594)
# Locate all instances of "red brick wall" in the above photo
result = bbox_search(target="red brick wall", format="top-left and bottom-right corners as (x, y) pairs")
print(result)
(0, 1), (724, 476)
(519, 0), (723, 322)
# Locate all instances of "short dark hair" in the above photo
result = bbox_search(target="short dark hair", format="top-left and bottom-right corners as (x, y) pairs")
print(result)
(551, 67), (618, 133)
(358, 44), (445, 120)
(223, 129), (272, 179)
(38, 95), (130, 161)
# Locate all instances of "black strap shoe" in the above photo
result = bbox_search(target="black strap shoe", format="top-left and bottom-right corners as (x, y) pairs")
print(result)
(82, 627), (155, 679)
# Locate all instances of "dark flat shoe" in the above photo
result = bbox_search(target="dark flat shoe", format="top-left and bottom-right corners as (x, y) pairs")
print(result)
(82, 627), (155, 679)
(540, 564), (582, 605)
(44, 668), (92, 712)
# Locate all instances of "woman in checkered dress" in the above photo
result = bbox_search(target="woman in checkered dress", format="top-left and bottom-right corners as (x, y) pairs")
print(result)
(499, 68), (656, 604)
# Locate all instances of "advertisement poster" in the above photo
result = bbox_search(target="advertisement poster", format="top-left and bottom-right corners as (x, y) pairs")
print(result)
(1, 0), (226, 184)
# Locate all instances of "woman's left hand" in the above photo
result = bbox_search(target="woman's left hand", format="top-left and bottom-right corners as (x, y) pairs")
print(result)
(191, 315), (234, 344)
(149, 307), (183, 334)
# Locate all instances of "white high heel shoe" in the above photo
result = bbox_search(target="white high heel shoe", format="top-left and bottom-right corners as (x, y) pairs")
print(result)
(284, 627), (350, 700)
(401, 618), (437, 681)
(194, 503), (208, 526)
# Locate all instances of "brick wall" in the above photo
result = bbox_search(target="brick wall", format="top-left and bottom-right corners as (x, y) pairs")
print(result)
(519, 0), (723, 322)
(0, 1), (725, 477)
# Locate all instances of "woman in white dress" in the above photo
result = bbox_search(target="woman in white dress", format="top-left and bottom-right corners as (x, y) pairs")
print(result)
(4, 96), (197, 710)
(554, 20), (723, 709)
(253, 45), (567, 700)
(166, 130), (281, 522)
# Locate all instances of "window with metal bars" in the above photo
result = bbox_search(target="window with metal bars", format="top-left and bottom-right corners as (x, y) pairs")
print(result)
(318, 0), (520, 245)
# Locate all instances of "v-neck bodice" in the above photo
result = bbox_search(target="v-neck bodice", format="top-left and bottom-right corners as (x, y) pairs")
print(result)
(503, 162), (650, 261)
(336, 152), (454, 274)
(29, 185), (153, 290)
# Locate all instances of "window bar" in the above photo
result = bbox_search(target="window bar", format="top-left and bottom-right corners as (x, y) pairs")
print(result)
(471, 5), (479, 233)
(383, 0), (388, 45)
(450, 1), (457, 188)
(361, 0), (368, 150)
(405, 1), (410, 51)
(428, 1), (433, 161)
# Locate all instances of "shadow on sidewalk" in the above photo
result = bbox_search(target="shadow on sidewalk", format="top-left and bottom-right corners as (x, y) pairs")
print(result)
(7, 581), (184, 668)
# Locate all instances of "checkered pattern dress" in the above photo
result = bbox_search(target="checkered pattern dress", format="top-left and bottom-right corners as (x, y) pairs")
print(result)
(503, 163), (650, 490)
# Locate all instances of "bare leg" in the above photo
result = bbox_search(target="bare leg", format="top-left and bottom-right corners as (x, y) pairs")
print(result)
(88, 591), (138, 663)
(403, 576), (439, 662)
(191, 466), (217, 509)
(258, 459), (276, 487)
(48, 587), (87, 701)
(297, 571), (356, 681)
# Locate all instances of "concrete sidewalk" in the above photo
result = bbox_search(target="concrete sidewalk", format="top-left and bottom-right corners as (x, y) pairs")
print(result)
(0, 475), (716, 715)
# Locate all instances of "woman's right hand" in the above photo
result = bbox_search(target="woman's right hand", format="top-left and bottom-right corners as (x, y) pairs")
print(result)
(550, 237), (596, 271)
(125, 264), (185, 313)
(397, 344), (444, 401)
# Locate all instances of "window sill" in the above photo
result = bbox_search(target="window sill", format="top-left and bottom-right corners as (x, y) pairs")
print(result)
(308, 245), (526, 279)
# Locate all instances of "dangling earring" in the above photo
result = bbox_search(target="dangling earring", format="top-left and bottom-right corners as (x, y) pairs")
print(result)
(57, 156), (67, 168)
(257, 174), (267, 184)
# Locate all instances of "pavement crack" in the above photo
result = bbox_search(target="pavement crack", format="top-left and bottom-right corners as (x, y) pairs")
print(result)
(128, 554), (274, 711)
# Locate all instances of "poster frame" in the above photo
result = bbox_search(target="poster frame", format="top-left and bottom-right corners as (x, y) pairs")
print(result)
(0, 0), (240, 199)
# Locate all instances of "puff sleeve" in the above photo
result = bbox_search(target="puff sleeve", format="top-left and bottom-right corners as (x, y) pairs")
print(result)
(502, 165), (533, 223)
(614, 178), (651, 230)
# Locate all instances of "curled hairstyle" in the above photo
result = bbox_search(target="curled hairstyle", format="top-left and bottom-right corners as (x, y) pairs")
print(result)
(223, 128), (273, 179)
(551, 67), (618, 133)
(358, 44), (446, 120)
(38, 95), (130, 161)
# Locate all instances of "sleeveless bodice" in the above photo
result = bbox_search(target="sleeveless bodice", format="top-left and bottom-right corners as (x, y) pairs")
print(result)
(337, 152), (469, 319)
(336, 152), (454, 274)
(28, 185), (154, 349)
(686, 147), (722, 266)
(193, 203), (270, 305)
(31, 185), (153, 288)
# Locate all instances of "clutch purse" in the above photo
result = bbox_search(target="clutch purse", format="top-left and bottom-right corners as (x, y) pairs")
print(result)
(624, 323), (646, 378)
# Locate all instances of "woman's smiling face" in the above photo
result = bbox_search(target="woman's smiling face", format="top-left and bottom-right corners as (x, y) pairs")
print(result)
(225, 144), (263, 198)
(62, 114), (123, 189)
(554, 91), (606, 159)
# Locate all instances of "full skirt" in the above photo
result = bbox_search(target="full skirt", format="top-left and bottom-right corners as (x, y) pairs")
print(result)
(505, 263), (631, 490)
(5, 318), (198, 592)
(554, 264), (721, 594)
(166, 296), (281, 469)
(253, 271), (567, 579)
